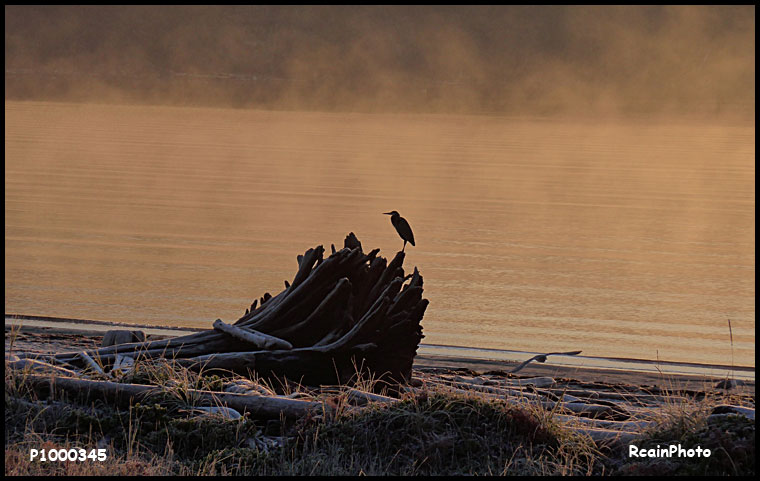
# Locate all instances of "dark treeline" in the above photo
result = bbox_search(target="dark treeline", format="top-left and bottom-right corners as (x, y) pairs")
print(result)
(5, 5), (755, 117)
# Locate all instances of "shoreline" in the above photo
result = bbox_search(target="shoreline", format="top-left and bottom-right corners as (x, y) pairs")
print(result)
(6, 314), (755, 390)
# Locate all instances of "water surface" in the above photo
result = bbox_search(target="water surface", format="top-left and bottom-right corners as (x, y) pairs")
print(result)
(5, 101), (755, 366)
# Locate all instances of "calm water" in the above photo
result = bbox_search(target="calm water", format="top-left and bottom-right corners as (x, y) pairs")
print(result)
(5, 101), (755, 367)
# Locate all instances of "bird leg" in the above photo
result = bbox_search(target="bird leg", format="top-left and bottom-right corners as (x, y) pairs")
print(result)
(402, 240), (407, 253)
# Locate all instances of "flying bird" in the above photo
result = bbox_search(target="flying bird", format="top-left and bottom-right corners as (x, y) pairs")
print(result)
(384, 211), (415, 252)
(510, 350), (582, 374)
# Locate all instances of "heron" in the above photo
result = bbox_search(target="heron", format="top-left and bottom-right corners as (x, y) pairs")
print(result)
(509, 350), (582, 374)
(384, 211), (415, 252)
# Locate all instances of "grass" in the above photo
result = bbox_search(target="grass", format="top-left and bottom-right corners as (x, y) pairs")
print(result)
(613, 383), (755, 476)
(4, 342), (755, 476)
(284, 391), (600, 475)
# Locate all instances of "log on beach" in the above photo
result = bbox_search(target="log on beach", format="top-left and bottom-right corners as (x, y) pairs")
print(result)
(212, 319), (293, 350)
(22, 374), (326, 420)
(41, 233), (428, 388)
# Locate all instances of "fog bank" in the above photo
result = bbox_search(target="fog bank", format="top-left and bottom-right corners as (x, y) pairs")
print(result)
(5, 5), (755, 117)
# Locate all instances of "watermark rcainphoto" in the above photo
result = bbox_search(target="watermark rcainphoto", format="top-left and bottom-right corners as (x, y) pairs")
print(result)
(629, 444), (711, 459)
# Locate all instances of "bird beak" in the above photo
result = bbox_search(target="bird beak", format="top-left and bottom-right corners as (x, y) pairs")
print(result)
(383, 212), (393, 215)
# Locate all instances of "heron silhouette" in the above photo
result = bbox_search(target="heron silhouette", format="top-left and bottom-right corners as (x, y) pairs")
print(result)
(384, 211), (415, 252)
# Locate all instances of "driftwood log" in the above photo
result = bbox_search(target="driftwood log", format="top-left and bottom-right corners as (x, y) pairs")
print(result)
(34, 233), (427, 388)
(22, 374), (326, 420)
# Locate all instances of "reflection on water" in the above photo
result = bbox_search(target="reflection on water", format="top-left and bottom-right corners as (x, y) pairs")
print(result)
(4, 101), (755, 366)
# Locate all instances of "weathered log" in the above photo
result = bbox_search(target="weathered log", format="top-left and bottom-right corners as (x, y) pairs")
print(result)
(111, 354), (135, 375)
(213, 319), (293, 350)
(7, 358), (80, 377)
(22, 374), (327, 420)
(47, 333), (248, 368)
(79, 351), (108, 377)
(50, 329), (224, 362)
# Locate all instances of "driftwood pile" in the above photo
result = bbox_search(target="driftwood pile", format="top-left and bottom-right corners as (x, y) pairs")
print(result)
(407, 369), (756, 444)
(22, 233), (428, 388)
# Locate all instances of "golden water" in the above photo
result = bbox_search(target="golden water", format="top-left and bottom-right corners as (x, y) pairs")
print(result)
(5, 101), (755, 366)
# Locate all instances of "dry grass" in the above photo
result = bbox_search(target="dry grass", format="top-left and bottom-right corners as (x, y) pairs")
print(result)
(5, 347), (754, 476)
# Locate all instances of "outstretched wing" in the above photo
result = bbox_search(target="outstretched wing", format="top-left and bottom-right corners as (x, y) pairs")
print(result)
(510, 350), (582, 374)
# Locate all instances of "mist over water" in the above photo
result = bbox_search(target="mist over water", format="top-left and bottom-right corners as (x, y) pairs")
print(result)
(5, 5), (755, 118)
(4, 7), (756, 367)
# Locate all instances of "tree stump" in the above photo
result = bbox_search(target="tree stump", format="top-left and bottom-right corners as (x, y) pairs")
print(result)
(42, 233), (427, 389)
